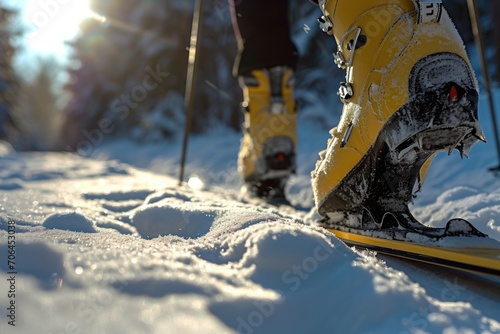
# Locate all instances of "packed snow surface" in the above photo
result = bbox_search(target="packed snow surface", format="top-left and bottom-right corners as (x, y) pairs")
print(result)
(1, 117), (500, 334)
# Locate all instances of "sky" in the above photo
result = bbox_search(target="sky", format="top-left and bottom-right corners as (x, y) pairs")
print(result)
(3, 0), (95, 65)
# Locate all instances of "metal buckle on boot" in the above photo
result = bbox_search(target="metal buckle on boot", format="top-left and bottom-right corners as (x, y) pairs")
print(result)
(270, 100), (285, 114)
(333, 27), (362, 72)
(338, 82), (353, 100)
(334, 51), (347, 69)
(335, 27), (361, 101)
(268, 66), (289, 114)
(318, 15), (333, 35)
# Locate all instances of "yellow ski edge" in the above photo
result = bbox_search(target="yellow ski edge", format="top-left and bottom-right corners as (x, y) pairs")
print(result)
(327, 228), (500, 276)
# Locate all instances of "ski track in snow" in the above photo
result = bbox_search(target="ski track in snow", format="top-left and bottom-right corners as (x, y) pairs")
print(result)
(1, 147), (500, 333)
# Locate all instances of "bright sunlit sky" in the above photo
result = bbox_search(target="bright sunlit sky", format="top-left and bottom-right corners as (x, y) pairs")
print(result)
(4, 0), (95, 65)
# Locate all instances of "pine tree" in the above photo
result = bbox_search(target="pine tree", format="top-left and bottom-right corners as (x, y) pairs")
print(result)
(192, 2), (241, 133)
(487, 1), (500, 81)
(0, 6), (19, 144)
(62, 0), (242, 152)
(18, 57), (63, 150)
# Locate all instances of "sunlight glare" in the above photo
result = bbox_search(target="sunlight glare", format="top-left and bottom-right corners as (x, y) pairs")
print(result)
(188, 176), (205, 190)
(25, 0), (96, 55)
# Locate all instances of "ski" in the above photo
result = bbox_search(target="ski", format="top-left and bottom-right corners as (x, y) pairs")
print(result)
(324, 224), (500, 277)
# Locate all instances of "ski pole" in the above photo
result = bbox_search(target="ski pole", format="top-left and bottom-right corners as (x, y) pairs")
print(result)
(179, 0), (204, 186)
(467, 0), (500, 172)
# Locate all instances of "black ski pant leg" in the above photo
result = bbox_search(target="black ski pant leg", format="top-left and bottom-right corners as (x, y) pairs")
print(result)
(229, 0), (298, 76)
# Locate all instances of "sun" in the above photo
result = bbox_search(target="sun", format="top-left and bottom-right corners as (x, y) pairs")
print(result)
(24, 0), (95, 56)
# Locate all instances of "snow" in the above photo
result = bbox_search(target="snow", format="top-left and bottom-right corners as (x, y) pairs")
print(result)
(0, 140), (14, 157)
(2, 104), (500, 333)
(43, 213), (97, 234)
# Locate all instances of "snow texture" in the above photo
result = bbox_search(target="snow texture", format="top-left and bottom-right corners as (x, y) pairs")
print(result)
(0, 140), (14, 156)
(43, 212), (97, 233)
(1, 105), (500, 332)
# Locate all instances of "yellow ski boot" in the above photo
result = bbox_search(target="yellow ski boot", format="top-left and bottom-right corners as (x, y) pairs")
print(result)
(312, 0), (485, 233)
(238, 66), (297, 202)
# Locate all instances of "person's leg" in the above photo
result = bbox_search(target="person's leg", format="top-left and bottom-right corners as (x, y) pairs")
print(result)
(230, 0), (297, 76)
(229, 0), (298, 202)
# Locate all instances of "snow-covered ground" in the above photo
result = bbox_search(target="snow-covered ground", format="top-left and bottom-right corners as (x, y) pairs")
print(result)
(2, 93), (500, 333)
